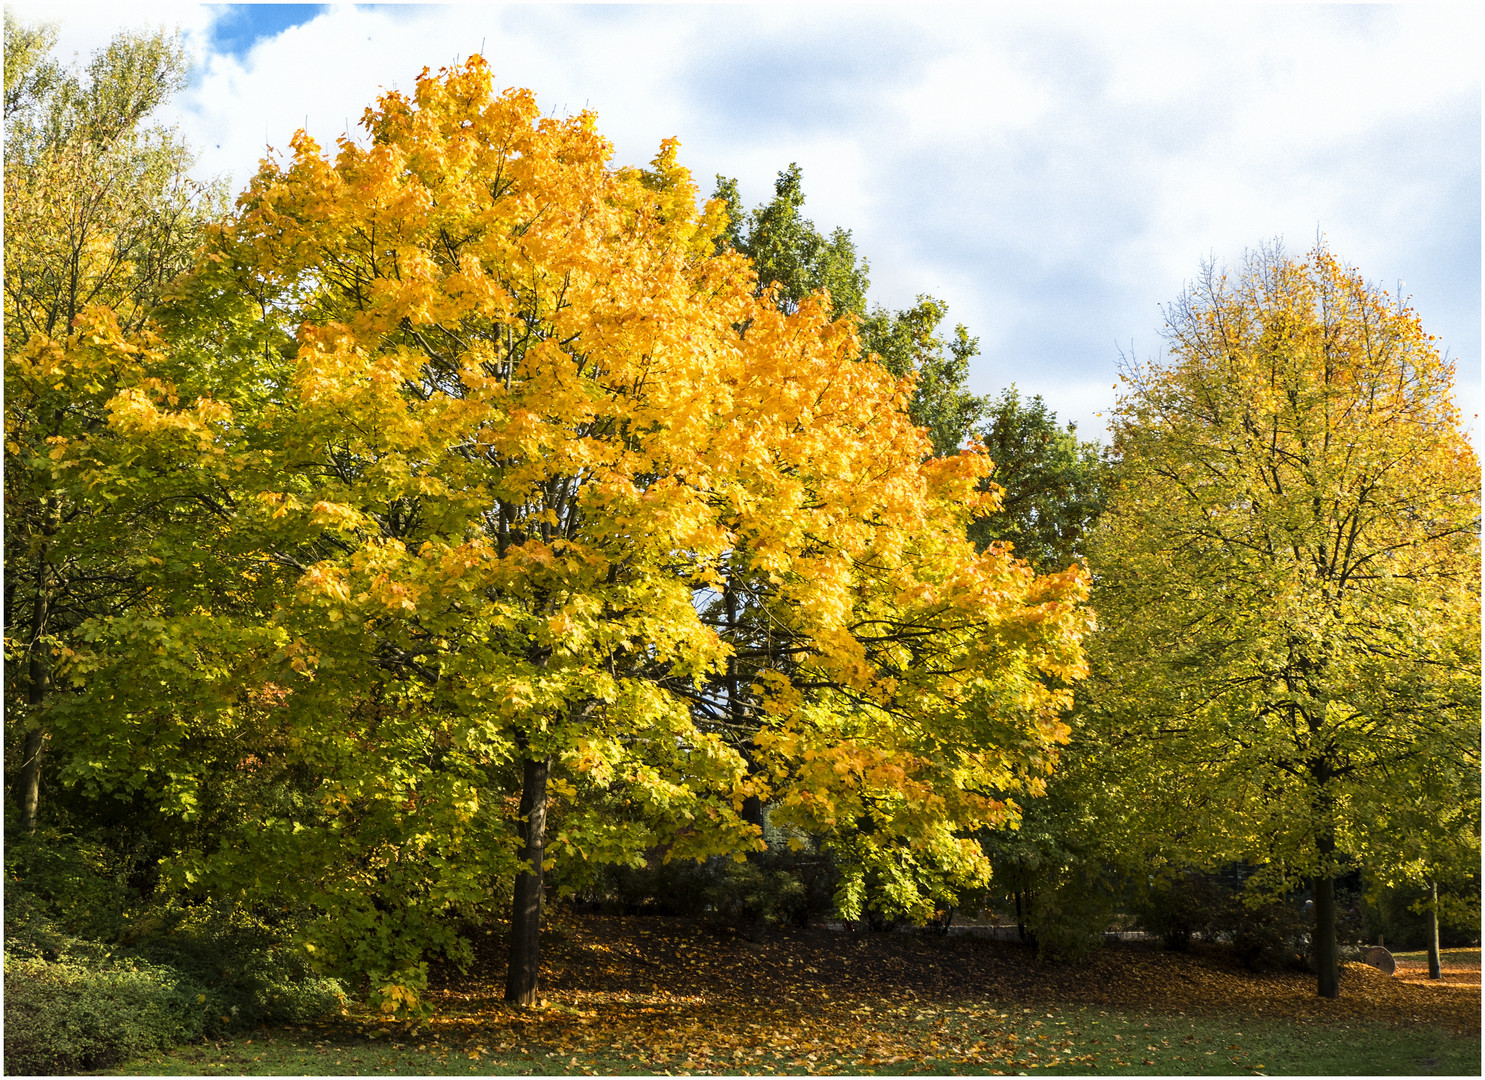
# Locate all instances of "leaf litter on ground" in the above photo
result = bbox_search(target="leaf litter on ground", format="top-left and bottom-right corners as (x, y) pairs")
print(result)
(112, 912), (1479, 1075)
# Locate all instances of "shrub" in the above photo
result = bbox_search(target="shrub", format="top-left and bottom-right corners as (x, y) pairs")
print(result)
(1024, 864), (1116, 964)
(567, 845), (837, 932)
(1134, 870), (1229, 951)
(4, 828), (343, 1073)
(3, 917), (344, 1075)
(4, 954), (206, 1075)
(4, 829), (132, 944)
(573, 858), (715, 917)
(1221, 895), (1311, 971)
(706, 859), (810, 931)
(129, 908), (346, 1027)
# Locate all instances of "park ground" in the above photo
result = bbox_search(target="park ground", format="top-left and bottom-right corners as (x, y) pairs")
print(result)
(111, 912), (1480, 1076)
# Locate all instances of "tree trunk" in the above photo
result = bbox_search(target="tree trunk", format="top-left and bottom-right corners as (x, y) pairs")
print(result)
(727, 585), (768, 857)
(740, 739), (765, 858)
(504, 753), (551, 1006)
(1309, 763), (1339, 998)
(1427, 879), (1441, 980)
(1313, 873), (1339, 998)
(20, 557), (51, 835)
(20, 727), (45, 835)
(1014, 879), (1034, 946)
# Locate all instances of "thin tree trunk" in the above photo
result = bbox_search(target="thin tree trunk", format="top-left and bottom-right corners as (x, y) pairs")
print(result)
(1310, 760), (1339, 999)
(1313, 873), (1338, 998)
(504, 753), (551, 1006)
(20, 728), (45, 835)
(20, 553), (50, 835)
(1427, 879), (1441, 980)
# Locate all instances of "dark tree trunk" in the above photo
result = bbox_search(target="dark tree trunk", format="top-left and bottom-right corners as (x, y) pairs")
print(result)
(1309, 756), (1339, 998)
(504, 753), (551, 1006)
(740, 739), (764, 855)
(1427, 879), (1442, 980)
(1313, 873), (1338, 998)
(1014, 881), (1034, 946)
(726, 581), (767, 860)
(741, 792), (764, 830)
(20, 556), (50, 835)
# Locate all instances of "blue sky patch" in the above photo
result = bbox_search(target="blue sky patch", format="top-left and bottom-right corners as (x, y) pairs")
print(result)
(209, 5), (326, 59)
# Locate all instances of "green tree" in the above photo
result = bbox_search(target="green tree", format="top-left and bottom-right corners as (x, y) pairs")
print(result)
(1085, 241), (1481, 997)
(967, 394), (1111, 952)
(3, 15), (223, 833)
(710, 164), (867, 318)
(970, 387), (1107, 571)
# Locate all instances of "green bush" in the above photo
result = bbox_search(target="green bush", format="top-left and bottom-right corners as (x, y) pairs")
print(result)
(3, 916), (344, 1075)
(568, 847), (836, 932)
(129, 910), (346, 1027)
(706, 859), (810, 930)
(577, 857), (716, 917)
(4, 829), (132, 944)
(4, 954), (207, 1075)
(1133, 869), (1312, 970)
(1023, 863), (1116, 964)
(1217, 894), (1311, 971)
(4, 827), (344, 1074)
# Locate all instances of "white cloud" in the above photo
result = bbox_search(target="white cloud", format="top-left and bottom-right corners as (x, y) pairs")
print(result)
(6, 0), (216, 60)
(897, 47), (1055, 143)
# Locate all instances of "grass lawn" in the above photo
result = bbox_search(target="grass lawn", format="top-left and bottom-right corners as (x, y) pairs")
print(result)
(110, 1006), (1478, 1076)
(105, 913), (1481, 1076)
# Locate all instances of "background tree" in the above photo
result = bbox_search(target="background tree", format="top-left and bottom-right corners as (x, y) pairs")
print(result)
(970, 387), (1107, 572)
(966, 390), (1112, 952)
(1084, 241), (1481, 997)
(3, 14), (224, 833)
(3, 14), (215, 345)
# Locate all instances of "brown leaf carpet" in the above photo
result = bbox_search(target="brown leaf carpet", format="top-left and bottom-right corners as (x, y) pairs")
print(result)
(407, 912), (1478, 1074)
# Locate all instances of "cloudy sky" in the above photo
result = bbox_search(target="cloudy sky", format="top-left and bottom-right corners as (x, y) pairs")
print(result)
(18, 3), (1481, 440)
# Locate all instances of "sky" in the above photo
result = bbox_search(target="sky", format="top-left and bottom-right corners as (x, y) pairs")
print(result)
(15, 2), (1481, 441)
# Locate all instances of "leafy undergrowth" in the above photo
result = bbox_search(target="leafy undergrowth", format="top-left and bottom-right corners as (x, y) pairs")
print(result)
(109, 912), (1480, 1076)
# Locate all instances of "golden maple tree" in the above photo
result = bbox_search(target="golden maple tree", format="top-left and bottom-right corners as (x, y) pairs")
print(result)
(49, 58), (1090, 1009)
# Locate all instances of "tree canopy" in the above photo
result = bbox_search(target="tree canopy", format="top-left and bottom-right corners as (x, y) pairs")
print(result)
(970, 387), (1107, 572)
(712, 166), (985, 457)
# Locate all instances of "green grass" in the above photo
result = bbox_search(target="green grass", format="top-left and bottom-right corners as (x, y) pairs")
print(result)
(105, 1007), (1480, 1076)
(888, 1006), (1481, 1076)
(1388, 947), (1479, 966)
